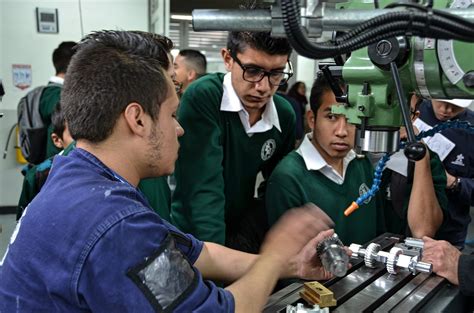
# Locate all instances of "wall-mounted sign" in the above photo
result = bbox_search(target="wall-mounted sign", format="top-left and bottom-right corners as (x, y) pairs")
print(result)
(12, 64), (32, 90)
(36, 7), (59, 33)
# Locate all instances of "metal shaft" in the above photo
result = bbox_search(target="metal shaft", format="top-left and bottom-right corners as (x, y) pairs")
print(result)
(192, 7), (474, 33)
(192, 9), (271, 31)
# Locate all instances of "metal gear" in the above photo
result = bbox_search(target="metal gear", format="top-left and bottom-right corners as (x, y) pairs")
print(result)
(364, 243), (380, 268)
(387, 247), (403, 274)
(316, 234), (344, 257)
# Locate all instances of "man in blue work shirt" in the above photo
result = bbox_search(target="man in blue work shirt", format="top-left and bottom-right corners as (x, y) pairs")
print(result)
(0, 30), (335, 312)
(418, 98), (474, 248)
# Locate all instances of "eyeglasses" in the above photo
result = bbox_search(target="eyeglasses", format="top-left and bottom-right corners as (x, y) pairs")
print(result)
(229, 50), (293, 86)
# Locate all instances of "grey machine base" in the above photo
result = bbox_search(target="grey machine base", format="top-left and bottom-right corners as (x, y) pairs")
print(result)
(265, 233), (473, 312)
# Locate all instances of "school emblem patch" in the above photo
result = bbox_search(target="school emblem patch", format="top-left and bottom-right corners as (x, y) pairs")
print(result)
(451, 154), (465, 166)
(261, 139), (276, 161)
(359, 183), (372, 204)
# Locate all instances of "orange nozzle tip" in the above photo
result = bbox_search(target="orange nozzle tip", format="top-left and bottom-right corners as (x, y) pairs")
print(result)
(344, 202), (359, 217)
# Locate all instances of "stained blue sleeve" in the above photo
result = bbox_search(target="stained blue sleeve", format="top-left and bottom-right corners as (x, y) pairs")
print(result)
(76, 209), (234, 312)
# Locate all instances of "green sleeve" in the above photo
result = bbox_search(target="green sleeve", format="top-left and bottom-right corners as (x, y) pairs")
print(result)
(17, 168), (39, 220)
(138, 177), (171, 222)
(265, 165), (304, 227)
(39, 86), (62, 159)
(428, 150), (448, 223)
(171, 79), (226, 244)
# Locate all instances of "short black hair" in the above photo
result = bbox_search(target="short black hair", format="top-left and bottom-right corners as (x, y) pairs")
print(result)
(62, 30), (173, 143)
(51, 103), (66, 139)
(179, 49), (207, 76)
(309, 72), (345, 114)
(52, 41), (77, 74)
(227, 31), (292, 57)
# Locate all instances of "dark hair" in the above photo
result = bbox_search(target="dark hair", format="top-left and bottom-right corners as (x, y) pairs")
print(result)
(52, 41), (77, 74)
(309, 72), (345, 114)
(62, 30), (173, 143)
(410, 93), (423, 111)
(287, 81), (308, 105)
(179, 49), (207, 76)
(51, 103), (66, 139)
(227, 31), (292, 57)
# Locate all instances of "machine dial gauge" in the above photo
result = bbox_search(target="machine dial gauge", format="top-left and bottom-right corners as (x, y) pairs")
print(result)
(437, 0), (472, 84)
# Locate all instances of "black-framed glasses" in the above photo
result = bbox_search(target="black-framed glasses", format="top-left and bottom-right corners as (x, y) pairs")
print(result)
(230, 50), (293, 86)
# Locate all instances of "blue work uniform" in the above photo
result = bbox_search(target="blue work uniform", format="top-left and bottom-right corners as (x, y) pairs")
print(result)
(0, 148), (234, 312)
(419, 100), (474, 247)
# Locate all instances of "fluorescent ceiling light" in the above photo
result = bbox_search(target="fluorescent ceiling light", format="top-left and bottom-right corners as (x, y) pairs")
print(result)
(171, 14), (192, 21)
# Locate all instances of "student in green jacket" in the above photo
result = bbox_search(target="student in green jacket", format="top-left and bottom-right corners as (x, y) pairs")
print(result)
(265, 73), (446, 245)
(17, 103), (75, 219)
(171, 30), (296, 252)
(40, 41), (77, 160)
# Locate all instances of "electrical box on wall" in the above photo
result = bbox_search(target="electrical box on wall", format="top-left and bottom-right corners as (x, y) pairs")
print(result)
(36, 8), (59, 33)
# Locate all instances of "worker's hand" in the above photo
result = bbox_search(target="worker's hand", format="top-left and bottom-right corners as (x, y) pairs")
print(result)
(399, 125), (420, 140)
(445, 171), (457, 188)
(421, 236), (461, 285)
(289, 229), (335, 280)
(260, 203), (334, 276)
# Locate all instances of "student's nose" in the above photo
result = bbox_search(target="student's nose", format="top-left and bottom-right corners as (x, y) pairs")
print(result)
(335, 117), (348, 137)
(176, 122), (184, 137)
(255, 76), (272, 93)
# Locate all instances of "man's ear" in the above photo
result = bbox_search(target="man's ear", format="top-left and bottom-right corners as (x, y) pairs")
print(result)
(123, 102), (147, 136)
(221, 48), (233, 71)
(51, 132), (64, 149)
(187, 69), (197, 82)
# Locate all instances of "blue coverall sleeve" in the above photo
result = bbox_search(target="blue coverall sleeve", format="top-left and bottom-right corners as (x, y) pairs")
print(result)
(76, 209), (235, 312)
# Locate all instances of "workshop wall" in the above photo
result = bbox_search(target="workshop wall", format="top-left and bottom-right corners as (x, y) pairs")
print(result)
(0, 0), (147, 208)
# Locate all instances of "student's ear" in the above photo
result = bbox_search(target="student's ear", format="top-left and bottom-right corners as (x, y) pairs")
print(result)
(123, 102), (147, 136)
(306, 110), (315, 130)
(51, 132), (64, 149)
(221, 48), (233, 71)
(188, 69), (197, 82)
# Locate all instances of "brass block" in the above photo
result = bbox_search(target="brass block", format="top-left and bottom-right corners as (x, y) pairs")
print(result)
(299, 281), (337, 308)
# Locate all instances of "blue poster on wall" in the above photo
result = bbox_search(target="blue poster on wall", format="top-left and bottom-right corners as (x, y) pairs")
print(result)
(12, 64), (32, 90)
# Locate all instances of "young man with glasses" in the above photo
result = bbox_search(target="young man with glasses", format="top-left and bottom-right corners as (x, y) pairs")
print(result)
(171, 31), (296, 252)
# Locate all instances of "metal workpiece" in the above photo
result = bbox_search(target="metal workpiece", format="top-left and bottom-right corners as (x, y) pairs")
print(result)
(285, 303), (329, 313)
(316, 234), (349, 277)
(349, 240), (432, 275)
(265, 234), (467, 312)
(404, 237), (425, 250)
(363, 243), (381, 268)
